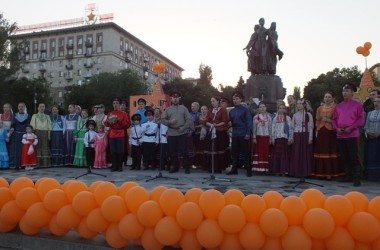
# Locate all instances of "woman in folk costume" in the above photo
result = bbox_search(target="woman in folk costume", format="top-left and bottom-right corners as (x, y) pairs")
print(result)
(21, 125), (38, 170)
(205, 96), (229, 173)
(270, 103), (291, 175)
(9, 102), (31, 169)
(312, 92), (342, 180)
(63, 104), (79, 166)
(0, 121), (10, 168)
(50, 105), (64, 167)
(73, 109), (89, 167)
(252, 102), (272, 173)
(194, 105), (209, 171)
(1, 103), (13, 131)
(30, 103), (51, 168)
(289, 99), (314, 177)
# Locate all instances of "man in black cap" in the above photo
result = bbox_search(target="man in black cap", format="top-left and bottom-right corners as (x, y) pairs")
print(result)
(226, 91), (253, 177)
(161, 90), (193, 174)
(332, 83), (365, 186)
(141, 109), (158, 170)
(104, 97), (131, 172)
(84, 120), (97, 170)
(129, 114), (143, 170)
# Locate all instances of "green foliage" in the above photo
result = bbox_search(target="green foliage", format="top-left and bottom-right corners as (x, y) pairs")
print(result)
(0, 77), (52, 113)
(303, 66), (361, 111)
(0, 15), (22, 83)
(198, 63), (213, 86)
(293, 86), (301, 100)
(235, 76), (245, 94)
(64, 69), (147, 112)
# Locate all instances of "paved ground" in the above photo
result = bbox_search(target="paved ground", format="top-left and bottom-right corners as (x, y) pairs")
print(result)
(0, 163), (379, 249)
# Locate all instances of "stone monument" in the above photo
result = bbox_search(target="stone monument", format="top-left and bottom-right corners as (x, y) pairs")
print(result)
(243, 17), (286, 112)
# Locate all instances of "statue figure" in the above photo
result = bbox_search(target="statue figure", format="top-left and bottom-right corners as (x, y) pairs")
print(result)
(244, 18), (283, 75)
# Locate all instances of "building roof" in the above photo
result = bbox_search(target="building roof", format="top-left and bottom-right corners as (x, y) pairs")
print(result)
(11, 22), (184, 71)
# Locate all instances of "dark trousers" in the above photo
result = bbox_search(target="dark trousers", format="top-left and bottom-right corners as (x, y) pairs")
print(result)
(85, 147), (95, 168)
(109, 137), (125, 170)
(231, 136), (250, 169)
(131, 145), (142, 168)
(168, 134), (189, 170)
(143, 142), (156, 167)
(336, 137), (361, 180)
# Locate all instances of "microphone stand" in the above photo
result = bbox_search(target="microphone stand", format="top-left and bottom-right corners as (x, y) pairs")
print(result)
(203, 126), (231, 184)
(292, 107), (323, 189)
(146, 122), (178, 182)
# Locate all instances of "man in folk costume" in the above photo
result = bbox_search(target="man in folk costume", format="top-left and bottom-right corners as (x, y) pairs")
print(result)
(104, 97), (131, 172)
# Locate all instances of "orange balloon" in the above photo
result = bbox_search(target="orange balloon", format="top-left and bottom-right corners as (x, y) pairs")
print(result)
(176, 202), (203, 230)
(281, 226), (312, 250)
(345, 191), (369, 212)
(198, 189), (225, 219)
(324, 195), (353, 226)
(261, 237), (283, 250)
(34, 177), (48, 190)
(280, 196), (307, 225)
(137, 200), (163, 227)
(125, 186), (149, 213)
(0, 219), (17, 233)
(72, 191), (98, 216)
(179, 230), (202, 250)
(302, 208), (335, 239)
(364, 42), (372, 50)
(48, 214), (69, 236)
(93, 181), (118, 206)
(224, 189), (245, 205)
(15, 187), (41, 210)
(86, 207), (110, 233)
(61, 179), (75, 192)
(262, 191), (284, 208)
(155, 216), (183, 246)
(300, 188), (326, 209)
(43, 189), (69, 213)
(355, 242), (372, 250)
(347, 212), (380, 243)
(101, 195), (128, 223)
(159, 188), (185, 217)
(0, 176), (9, 188)
(356, 46), (365, 55)
(88, 180), (104, 193)
(105, 223), (129, 249)
(36, 178), (61, 200)
(368, 196), (380, 223)
(56, 204), (82, 229)
(312, 238), (326, 250)
(9, 177), (34, 198)
(141, 227), (164, 250)
(25, 202), (52, 228)
(220, 233), (243, 250)
(259, 208), (288, 237)
(65, 181), (88, 203)
(0, 187), (14, 209)
(118, 181), (139, 197)
(150, 185), (168, 202)
(372, 236), (380, 250)
(325, 227), (354, 250)
(184, 188), (203, 204)
(241, 194), (267, 223)
(76, 217), (97, 239)
(218, 204), (246, 233)
(19, 215), (40, 236)
(196, 219), (224, 249)
(118, 213), (144, 240)
(363, 50), (370, 57)
(0, 200), (25, 224)
(238, 223), (266, 250)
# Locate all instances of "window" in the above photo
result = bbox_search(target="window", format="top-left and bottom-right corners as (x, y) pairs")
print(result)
(59, 71), (64, 77)
(97, 35), (102, 42)
(96, 68), (100, 75)
(59, 39), (64, 47)
(120, 61), (123, 67)
(51, 40), (55, 47)
(97, 57), (102, 64)
(33, 43), (38, 50)
(25, 54), (30, 60)
(78, 37), (83, 45)
(96, 46), (102, 53)
(50, 51), (55, 58)
(59, 61), (63, 67)
(41, 42), (47, 50)
(119, 50), (124, 56)
(50, 72), (55, 77)
(33, 73), (37, 79)
(68, 39), (73, 45)
(77, 69), (82, 76)
(77, 80), (83, 85)
(58, 92), (62, 98)
(33, 63), (37, 69)
(32, 53), (38, 59)
(59, 50), (64, 57)
(78, 59), (83, 66)
(77, 48), (82, 55)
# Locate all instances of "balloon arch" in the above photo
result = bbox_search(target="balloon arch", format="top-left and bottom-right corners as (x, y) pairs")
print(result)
(0, 177), (380, 249)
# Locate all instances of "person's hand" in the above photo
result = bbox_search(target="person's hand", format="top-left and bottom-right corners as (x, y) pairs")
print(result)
(344, 127), (352, 134)
(169, 119), (177, 125)
(289, 139), (293, 145)
(309, 139), (313, 144)
(253, 138), (257, 144)
(244, 134), (250, 140)
(146, 124), (150, 128)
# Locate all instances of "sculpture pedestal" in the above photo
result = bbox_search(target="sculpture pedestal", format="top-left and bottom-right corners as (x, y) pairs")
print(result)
(245, 75), (286, 112)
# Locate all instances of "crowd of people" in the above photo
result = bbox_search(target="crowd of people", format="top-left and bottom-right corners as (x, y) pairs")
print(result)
(0, 85), (379, 187)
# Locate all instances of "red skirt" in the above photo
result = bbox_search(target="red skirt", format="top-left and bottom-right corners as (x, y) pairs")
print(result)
(21, 139), (37, 166)
(251, 135), (270, 172)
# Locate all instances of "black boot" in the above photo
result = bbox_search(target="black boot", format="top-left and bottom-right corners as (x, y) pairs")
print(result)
(130, 158), (136, 170)
(169, 167), (179, 173)
(246, 167), (252, 177)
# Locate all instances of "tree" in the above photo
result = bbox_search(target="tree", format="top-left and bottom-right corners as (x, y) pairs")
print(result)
(235, 76), (245, 94)
(293, 86), (301, 100)
(0, 15), (21, 84)
(303, 66), (361, 111)
(64, 69), (148, 112)
(198, 63), (213, 86)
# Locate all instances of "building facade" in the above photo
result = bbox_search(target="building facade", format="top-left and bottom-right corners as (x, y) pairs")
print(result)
(12, 22), (183, 106)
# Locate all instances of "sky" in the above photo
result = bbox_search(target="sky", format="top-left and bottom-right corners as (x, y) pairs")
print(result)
(2, 0), (380, 95)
